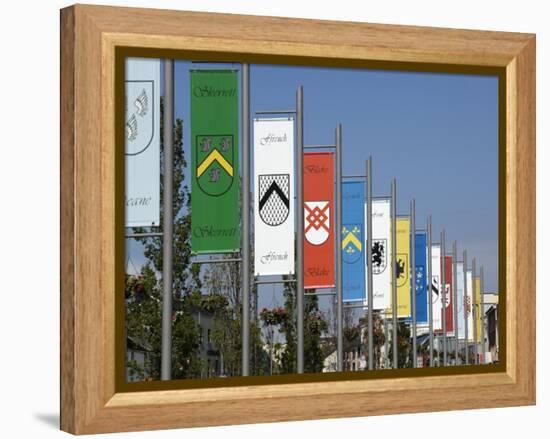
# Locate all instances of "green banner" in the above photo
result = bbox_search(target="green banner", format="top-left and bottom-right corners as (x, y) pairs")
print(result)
(191, 70), (240, 253)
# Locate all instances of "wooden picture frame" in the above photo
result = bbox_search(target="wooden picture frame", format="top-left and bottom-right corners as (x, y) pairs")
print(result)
(60, 4), (536, 434)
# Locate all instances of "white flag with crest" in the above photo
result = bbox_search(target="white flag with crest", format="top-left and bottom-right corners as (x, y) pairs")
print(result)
(456, 262), (465, 339)
(125, 57), (161, 227)
(370, 199), (391, 310)
(466, 270), (475, 341)
(253, 118), (295, 276)
(431, 244), (443, 331)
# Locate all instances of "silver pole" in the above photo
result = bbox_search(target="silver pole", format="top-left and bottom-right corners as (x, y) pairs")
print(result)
(336, 124), (343, 372)
(391, 179), (398, 368)
(161, 59), (174, 381)
(480, 265), (486, 364)
(452, 241), (459, 365)
(463, 250), (469, 365)
(366, 157), (374, 370)
(441, 229), (447, 367)
(384, 315), (389, 368)
(427, 216), (433, 366)
(241, 63), (250, 376)
(296, 86), (305, 374)
(472, 257), (478, 364)
(411, 200), (417, 368)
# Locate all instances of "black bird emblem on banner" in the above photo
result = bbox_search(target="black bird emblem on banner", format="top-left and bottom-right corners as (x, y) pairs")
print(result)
(396, 254), (409, 287)
(258, 174), (290, 226)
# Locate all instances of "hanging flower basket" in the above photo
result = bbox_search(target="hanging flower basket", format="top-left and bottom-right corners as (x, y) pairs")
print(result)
(260, 307), (288, 326)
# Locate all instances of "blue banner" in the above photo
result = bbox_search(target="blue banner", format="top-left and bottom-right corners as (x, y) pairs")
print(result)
(342, 181), (366, 302)
(415, 232), (428, 323)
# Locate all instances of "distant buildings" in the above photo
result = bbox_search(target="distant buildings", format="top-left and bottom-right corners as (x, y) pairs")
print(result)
(485, 304), (499, 363)
(193, 308), (223, 378)
(482, 292), (499, 363)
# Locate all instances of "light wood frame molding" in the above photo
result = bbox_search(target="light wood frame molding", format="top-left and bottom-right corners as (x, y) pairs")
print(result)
(60, 4), (536, 434)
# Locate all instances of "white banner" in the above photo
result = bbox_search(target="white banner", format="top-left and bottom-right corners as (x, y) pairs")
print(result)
(456, 262), (465, 339)
(466, 270), (474, 342)
(125, 58), (161, 227)
(431, 244), (443, 331)
(253, 118), (295, 276)
(370, 199), (391, 309)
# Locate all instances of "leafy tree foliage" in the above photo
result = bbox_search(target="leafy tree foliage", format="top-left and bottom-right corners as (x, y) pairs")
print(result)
(202, 257), (269, 377)
(277, 281), (328, 374)
(126, 96), (206, 380)
(388, 320), (412, 368)
(358, 311), (386, 369)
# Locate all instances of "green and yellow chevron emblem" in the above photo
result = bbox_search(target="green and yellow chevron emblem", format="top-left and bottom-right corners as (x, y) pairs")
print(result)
(195, 134), (234, 196)
(197, 149), (234, 178)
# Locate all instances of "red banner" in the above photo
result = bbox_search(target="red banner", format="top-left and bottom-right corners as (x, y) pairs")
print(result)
(303, 152), (335, 288)
(443, 255), (454, 333)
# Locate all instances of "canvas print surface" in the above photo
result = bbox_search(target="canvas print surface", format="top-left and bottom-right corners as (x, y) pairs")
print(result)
(124, 59), (499, 382)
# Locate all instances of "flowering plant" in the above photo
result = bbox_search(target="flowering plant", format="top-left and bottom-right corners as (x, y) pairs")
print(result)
(260, 307), (288, 326)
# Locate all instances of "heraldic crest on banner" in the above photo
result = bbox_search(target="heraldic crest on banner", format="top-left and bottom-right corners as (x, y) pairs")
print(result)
(342, 224), (362, 264)
(396, 253), (409, 287)
(304, 201), (330, 245)
(258, 174), (290, 226)
(125, 80), (154, 156)
(195, 134), (234, 196)
(431, 275), (440, 304)
(372, 238), (387, 274)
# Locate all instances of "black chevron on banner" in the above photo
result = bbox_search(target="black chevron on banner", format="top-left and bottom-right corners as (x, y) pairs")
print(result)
(259, 181), (290, 211)
(431, 279), (440, 296)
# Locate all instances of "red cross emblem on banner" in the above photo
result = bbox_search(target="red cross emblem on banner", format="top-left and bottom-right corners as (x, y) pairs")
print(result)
(304, 201), (330, 245)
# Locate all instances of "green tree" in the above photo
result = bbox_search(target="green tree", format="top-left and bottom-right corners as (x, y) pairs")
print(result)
(259, 307), (288, 374)
(200, 177), (270, 377)
(202, 257), (269, 376)
(388, 320), (412, 368)
(279, 281), (328, 374)
(358, 311), (386, 369)
(126, 97), (203, 380)
(202, 259), (243, 376)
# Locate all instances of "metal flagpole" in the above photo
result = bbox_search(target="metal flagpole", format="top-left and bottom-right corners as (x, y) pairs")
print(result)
(452, 241), (459, 365)
(411, 200), (417, 368)
(296, 86), (305, 374)
(480, 265), (486, 365)
(427, 216), (434, 366)
(384, 315), (389, 368)
(440, 229), (447, 366)
(366, 157), (374, 370)
(391, 179), (398, 368)
(241, 63), (251, 376)
(336, 124), (344, 372)
(161, 59), (174, 381)
(472, 257), (478, 365)
(463, 250), (469, 365)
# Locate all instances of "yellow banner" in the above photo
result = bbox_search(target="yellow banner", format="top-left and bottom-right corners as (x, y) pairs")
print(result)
(390, 217), (411, 318)
(475, 277), (482, 343)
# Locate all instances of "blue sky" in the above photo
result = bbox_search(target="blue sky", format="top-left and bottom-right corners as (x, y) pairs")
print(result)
(128, 60), (499, 315)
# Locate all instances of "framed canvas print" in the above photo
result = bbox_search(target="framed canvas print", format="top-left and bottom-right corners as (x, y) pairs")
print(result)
(60, 4), (536, 435)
